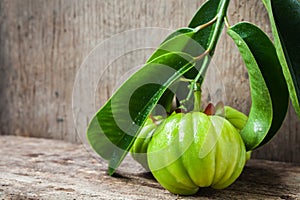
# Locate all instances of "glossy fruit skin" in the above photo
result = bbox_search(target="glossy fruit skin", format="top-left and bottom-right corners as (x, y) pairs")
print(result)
(147, 112), (247, 195)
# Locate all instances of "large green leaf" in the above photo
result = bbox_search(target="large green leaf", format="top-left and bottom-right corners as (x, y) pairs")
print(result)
(227, 22), (289, 150)
(262, 0), (300, 118)
(87, 52), (196, 175)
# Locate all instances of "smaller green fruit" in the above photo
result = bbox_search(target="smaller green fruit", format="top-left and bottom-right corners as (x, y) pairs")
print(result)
(224, 106), (248, 130)
(130, 116), (163, 170)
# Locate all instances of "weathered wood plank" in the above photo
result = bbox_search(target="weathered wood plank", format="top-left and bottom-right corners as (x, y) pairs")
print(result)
(0, 136), (299, 199)
(0, 0), (299, 163)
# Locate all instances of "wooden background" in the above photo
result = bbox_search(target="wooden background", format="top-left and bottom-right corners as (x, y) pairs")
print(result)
(0, 0), (299, 163)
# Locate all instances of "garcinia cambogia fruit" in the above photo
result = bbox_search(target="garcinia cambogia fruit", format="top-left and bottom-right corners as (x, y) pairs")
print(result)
(146, 111), (247, 195)
(224, 106), (248, 131)
(130, 105), (249, 195)
(130, 116), (163, 170)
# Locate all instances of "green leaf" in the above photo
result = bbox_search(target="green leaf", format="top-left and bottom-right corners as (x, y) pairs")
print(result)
(87, 52), (195, 175)
(262, 0), (300, 118)
(227, 22), (289, 150)
(189, 0), (220, 28)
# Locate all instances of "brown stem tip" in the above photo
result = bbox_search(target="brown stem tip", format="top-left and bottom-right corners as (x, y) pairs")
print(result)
(204, 103), (215, 115)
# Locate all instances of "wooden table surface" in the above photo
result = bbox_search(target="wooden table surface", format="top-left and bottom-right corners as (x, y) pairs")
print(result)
(0, 136), (299, 200)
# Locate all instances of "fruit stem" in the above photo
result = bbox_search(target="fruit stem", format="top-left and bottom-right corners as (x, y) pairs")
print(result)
(180, 0), (230, 112)
(206, 0), (230, 53)
(193, 84), (202, 112)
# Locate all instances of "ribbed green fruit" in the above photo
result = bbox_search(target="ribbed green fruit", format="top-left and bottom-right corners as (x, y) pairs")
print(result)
(147, 112), (247, 195)
(131, 116), (163, 170)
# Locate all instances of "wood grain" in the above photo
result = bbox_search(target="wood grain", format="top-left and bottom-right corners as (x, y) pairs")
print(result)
(0, 0), (299, 162)
(0, 136), (299, 199)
